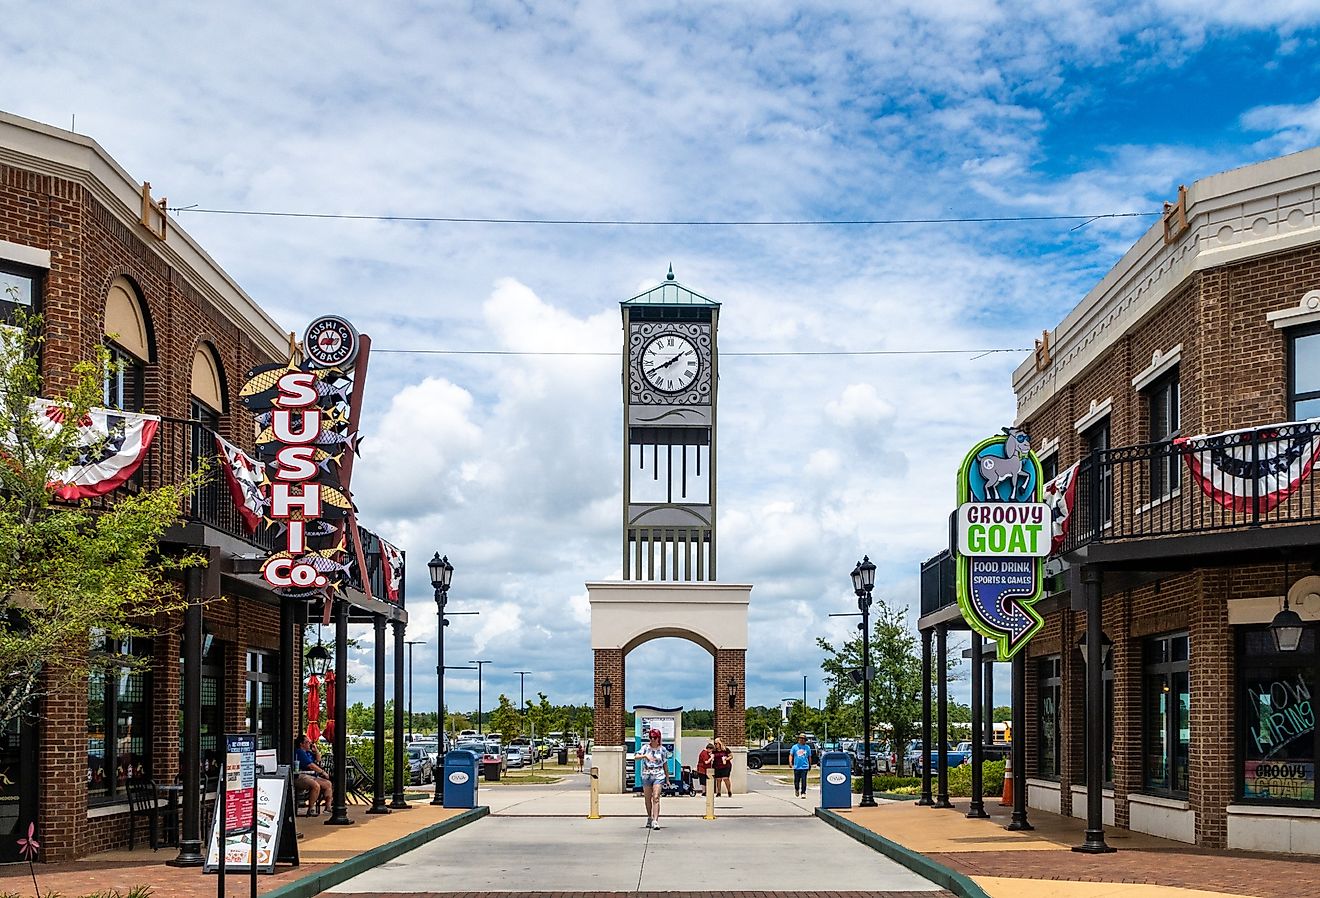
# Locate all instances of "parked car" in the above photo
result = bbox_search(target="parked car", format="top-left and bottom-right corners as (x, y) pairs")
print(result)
(504, 745), (527, 768)
(745, 740), (818, 769)
(413, 739), (440, 766)
(406, 744), (434, 784)
(848, 743), (892, 775)
(905, 740), (968, 774)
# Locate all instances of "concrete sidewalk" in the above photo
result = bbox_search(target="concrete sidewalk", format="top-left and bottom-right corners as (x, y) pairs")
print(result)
(831, 798), (1320, 898)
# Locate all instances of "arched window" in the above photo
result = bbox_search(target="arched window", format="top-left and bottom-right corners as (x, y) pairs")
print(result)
(189, 344), (227, 521)
(103, 277), (152, 410)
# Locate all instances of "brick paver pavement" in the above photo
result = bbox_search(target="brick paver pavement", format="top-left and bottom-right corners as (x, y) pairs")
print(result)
(334, 893), (951, 898)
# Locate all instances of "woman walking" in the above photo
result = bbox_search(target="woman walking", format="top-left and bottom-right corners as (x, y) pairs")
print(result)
(638, 728), (670, 829)
(712, 738), (733, 797)
(696, 741), (713, 796)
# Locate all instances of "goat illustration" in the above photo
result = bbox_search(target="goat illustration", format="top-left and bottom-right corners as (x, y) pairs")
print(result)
(979, 427), (1032, 500)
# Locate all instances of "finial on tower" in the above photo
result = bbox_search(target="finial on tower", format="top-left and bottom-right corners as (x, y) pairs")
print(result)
(666, 264), (675, 281)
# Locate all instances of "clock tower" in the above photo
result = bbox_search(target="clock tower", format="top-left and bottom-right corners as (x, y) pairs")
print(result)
(589, 268), (748, 795)
(621, 266), (719, 581)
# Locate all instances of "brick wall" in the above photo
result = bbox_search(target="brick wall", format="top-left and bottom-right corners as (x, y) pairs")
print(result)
(593, 649), (625, 746)
(713, 649), (746, 747)
(1, 155), (288, 861)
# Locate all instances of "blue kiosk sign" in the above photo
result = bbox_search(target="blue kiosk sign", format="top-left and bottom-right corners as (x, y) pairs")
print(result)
(954, 428), (1050, 660)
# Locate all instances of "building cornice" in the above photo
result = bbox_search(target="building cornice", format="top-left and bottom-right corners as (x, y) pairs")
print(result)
(1014, 145), (1320, 423)
(0, 111), (287, 358)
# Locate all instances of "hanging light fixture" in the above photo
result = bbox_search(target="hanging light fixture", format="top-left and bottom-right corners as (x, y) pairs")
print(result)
(1272, 558), (1305, 653)
(602, 678), (613, 708)
(727, 677), (739, 709)
(306, 641), (331, 678)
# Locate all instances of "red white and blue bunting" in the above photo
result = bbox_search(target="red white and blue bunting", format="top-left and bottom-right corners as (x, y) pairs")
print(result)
(215, 434), (267, 532)
(1178, 422), (1320, 513)
(35, 401), (161, 501)
(1041, 461), (1078, 555)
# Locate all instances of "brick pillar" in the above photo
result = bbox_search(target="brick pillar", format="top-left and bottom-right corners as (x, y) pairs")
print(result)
(153, 625), (182, 786)
(713, 649), (745, 746)
(593, 649), (625, 746)
(1112, 590), (1137, 830)
(1192, 569), (1232, 848)
(38, 672), (90, 861)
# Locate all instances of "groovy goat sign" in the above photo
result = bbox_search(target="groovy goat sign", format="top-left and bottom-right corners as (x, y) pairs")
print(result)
(240, 316), (368, 599)
(954, 427), (1047, 660)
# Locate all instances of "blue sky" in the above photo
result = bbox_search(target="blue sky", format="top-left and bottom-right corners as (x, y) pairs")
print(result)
(7, 2), (1320, 718)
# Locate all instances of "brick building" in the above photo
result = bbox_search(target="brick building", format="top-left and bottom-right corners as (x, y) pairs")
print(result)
(919, 146), (1320, 854)
(0, 111), (408, 864)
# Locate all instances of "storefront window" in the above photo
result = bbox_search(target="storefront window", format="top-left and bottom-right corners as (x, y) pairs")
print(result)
(0, 263), (38, 325)
(87, 637), (153, 802)
(1143, 633), (1190, 796)
(1240, 626), (1318, 804)
(1038, 656), (1061, 778)
(246, 650), (280, 750)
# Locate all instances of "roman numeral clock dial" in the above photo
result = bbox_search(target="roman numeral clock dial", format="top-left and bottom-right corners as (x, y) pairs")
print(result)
(641, 333), (700, 393)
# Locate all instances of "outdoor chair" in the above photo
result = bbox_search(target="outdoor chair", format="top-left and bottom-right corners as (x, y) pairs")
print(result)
(126, 780), (159, 850)
(344, 756), (373, 805)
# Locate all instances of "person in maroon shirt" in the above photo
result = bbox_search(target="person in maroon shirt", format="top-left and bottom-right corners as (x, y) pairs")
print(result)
(695, 742), (713, 796)
(712, 738), (732, 797)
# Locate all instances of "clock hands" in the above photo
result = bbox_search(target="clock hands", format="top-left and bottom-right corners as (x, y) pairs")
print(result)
(645, 348), (694, 376)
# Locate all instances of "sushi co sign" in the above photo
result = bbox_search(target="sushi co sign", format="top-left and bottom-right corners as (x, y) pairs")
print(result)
(240, 315), (367, 598)
(954, 428), (1049, 661)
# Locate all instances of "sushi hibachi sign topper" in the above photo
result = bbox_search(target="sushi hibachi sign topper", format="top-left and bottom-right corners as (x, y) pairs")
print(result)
(954, 428), (1051, 660)
(240, 315), (365, 598)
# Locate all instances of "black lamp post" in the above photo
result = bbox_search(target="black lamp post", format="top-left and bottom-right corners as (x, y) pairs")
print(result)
(852, 556), (877, 808)
(429, 552), (454, 806)
(470, 660), (492, 733)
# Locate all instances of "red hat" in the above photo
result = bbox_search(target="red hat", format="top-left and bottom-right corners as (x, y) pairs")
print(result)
(649, 728), (662, 739)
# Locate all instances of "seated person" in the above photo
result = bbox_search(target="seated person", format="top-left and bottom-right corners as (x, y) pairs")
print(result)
(294, 735), (333, 815)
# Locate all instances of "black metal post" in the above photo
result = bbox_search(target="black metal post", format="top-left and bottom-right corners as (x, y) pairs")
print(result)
(935, 624), (953, 808)
(968, 630), (988, 818)
(1075, 566), (1115, 853)
(326, 599), (352, 825)
(391, 621), (409, 809)
(918, 628), (934, 805)
(432, 583), (448, 806)
(475, 662), (487, 734)
(368, 614), (389, 814)
(169, 565), (205, 867)
(983, 654), (994, 746)
(278, 598), (296, 768)
(859, 591), (876, 808)
(1007, 651), (1033, 830)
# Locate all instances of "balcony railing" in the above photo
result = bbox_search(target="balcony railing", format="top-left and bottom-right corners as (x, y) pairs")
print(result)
(1061, 419), (1320, 554)
(920, 551), (955, 617)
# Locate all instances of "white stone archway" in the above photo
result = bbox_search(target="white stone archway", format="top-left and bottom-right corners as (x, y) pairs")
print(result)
(589, 581), (751, 793)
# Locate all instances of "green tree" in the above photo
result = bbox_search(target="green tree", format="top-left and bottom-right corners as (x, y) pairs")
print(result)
(0, 313), (195, 727)
(993, 706), (1012, 723)
(818, 595), (939, 775)
(488, 693), (522, 738)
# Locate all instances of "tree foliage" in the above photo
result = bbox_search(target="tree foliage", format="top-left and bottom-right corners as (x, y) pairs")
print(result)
(488, 693), (522, 738)
(0, 313), (196, 728)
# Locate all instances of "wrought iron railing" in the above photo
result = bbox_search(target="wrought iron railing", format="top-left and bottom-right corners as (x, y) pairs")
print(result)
(920, 551), (956, 616)
(1061, 419), (1320, 553)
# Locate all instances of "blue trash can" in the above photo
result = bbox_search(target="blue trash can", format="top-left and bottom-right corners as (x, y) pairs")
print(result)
(443, 749), (480, 808)
(820, 751), (852, 809)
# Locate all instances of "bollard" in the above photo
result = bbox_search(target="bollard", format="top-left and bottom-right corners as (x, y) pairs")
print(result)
(704, 777), (716, 820)
(588, 766), (600, 819)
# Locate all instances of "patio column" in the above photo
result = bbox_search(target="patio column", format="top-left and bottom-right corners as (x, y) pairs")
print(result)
(918, 627), (934, 805)
(368, 613), (389, 814)
(326, 598), (352, 825)
(935, 623), (953, 808)
(983, 653), (994, 745)
(391, 619), (409, 808)
(278, 597), (297, 767)
(1007, 651), (1033, 830)
(169, 562), (206, 867)
(968, 630), (989, 818)
(1075, 566), (1115, 853)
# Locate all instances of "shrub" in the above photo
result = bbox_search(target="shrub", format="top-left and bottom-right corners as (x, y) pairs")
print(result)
(850, 774), (920, 793)
(848, 762), (1004, 798)
(345, 739), (399, 788)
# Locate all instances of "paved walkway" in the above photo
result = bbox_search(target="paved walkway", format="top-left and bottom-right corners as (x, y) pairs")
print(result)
(331, 774), (941, 895)
(834, 797), (1320, 898)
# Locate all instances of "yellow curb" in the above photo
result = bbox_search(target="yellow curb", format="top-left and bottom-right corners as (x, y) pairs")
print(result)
(973, 876), (1253, 898)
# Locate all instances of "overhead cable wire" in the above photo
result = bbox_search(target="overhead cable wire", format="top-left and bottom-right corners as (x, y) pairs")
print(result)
(167, 206), (1159, 227)
(370, 347), (1030, 357)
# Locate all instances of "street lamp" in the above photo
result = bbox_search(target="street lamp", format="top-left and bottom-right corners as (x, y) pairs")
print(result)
(429, 553), (454, 807)
(852, 555), (877, 808)
(405, 640), (425, 741)
(305, 641), (331, 679)
(470, 660), (492, 733)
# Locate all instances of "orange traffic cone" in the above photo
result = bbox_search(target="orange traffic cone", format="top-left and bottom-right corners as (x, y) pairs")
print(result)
(1001, 749), (1013, 807)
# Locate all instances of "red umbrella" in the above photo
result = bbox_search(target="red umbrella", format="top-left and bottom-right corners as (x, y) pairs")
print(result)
(306, 675), (321, 743)
(322, 670), (337, 743)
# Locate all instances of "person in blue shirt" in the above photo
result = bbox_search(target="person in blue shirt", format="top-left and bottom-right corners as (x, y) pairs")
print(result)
(295, 735), (333, 815)
(789, 733), (813, 798)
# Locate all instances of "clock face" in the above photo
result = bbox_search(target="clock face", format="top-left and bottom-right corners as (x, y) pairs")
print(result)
(642, 333), (701, 393)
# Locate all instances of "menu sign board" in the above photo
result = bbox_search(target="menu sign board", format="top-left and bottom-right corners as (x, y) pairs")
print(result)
(223, 734), (257, 836)
(205, 772), (292, 874)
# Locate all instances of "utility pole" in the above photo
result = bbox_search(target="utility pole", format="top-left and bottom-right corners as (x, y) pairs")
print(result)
(405, 639), (425, 741)
(515, 670), (532, 735)
(470, 660), (492, 733)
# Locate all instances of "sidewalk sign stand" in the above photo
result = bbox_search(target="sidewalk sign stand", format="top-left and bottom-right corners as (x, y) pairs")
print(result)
(204, 735), (296, 882)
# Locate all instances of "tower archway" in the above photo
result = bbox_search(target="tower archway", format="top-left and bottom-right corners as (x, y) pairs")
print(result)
(589, 581), (750, 793)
